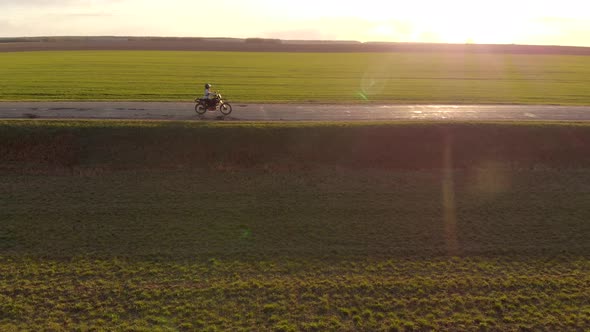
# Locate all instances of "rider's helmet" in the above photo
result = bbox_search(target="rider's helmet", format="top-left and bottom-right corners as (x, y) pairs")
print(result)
(205, 83), (211, 89)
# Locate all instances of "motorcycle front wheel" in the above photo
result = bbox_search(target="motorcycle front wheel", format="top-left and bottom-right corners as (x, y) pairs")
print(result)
(195, 104), (206, 115)
(220, 103), (232, 116)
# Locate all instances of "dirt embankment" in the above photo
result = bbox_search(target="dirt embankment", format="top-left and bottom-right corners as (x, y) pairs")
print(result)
(2, 37), (590, 55)
(2, 121), (590, 173)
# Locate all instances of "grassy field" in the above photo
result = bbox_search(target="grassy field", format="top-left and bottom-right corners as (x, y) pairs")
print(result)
(1, 51), (590, 104)
(1, 120), (590, 330)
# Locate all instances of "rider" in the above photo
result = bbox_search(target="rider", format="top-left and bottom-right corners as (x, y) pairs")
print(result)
(203, 83), (216, 106)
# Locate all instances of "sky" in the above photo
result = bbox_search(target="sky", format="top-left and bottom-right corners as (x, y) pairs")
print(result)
(1, 0), (590, 47)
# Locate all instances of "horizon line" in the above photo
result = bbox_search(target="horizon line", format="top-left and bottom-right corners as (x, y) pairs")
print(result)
(1, 35), (590, 49)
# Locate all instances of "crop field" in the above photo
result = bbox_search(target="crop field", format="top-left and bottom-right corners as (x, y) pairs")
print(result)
(1, 120), (589, 330)
(1, 51), (590, 104)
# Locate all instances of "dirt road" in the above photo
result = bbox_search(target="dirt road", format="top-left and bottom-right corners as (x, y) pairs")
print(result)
(1, 102), (590, 121)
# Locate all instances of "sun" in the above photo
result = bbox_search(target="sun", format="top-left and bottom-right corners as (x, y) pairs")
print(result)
(429, 15), (526, 44)
(418, 4), (528, 44)
(363, 1), (531, 44)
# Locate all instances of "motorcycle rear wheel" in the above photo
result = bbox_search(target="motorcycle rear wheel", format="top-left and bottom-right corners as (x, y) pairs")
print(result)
(220, 103), (232, 116)
(195, 104), (206, 115)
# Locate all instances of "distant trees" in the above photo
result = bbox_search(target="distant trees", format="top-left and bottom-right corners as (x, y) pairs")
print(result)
(245, 38), (282, 44)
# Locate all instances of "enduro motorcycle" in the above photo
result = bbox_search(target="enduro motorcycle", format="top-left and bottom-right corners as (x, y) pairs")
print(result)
(195, 92), (232, 116)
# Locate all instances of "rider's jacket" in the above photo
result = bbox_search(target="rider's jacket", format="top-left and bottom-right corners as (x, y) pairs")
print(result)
(204, 88), (215, 99)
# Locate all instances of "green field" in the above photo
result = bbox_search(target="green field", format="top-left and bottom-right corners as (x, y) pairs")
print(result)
(1, 51), (590, 104)
(1, 120), (589, 330)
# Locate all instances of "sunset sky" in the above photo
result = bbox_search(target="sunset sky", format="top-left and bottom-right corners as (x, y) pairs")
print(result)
(1, 0), (590, 46)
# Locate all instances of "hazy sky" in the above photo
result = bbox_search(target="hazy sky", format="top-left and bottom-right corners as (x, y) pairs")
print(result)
(1, 0), (590, 46)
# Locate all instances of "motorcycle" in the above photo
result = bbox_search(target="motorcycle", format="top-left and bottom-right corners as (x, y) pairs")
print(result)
(195, 92), (232, 116)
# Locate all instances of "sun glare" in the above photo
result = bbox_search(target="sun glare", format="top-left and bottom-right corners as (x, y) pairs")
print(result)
(427, 13), (528, 44)
(1, 0), (588, 46)
(427, 16), (526, 44)
(359, 0), (537, 44)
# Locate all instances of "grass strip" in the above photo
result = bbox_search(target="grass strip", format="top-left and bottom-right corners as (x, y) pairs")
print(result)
(1, 51), (590, 104)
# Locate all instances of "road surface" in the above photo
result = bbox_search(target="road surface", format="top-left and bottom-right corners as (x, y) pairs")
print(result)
(1, 102), (590, 121)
